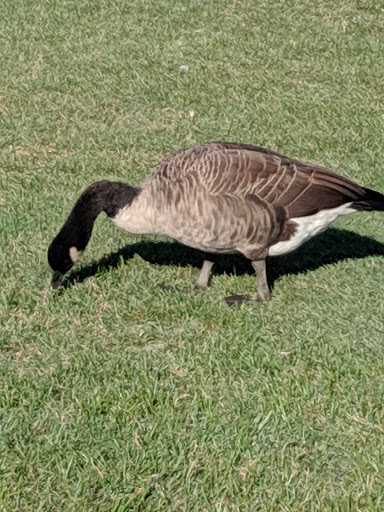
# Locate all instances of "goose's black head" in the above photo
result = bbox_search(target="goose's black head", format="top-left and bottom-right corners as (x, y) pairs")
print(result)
(48, 181), (139, 288)
(48, 236), (82, 288)
(47, 183), (101, 288)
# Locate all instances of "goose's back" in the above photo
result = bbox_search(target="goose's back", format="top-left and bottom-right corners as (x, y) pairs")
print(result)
(140, 142), (364, 258)
(147, 142), (364, 218)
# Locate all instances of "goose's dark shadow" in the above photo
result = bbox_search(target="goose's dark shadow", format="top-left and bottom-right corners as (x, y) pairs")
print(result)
(61, 228), (384, 291)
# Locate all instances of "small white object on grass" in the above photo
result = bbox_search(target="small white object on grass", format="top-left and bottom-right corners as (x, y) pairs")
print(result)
(179, 64), (189, 72)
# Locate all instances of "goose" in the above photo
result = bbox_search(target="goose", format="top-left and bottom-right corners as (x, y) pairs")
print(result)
(48, 141), (384, 301)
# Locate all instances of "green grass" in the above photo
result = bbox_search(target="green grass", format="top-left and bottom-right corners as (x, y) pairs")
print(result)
(1, 0), (384, 510)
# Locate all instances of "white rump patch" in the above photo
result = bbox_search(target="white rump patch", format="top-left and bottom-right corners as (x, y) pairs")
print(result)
(69, 246), (83, 263)
(268, 203), (355, 257)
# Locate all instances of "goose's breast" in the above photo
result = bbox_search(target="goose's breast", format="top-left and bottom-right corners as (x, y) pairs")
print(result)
(112, 189), (158, 235)
(268, 202), (355, 256)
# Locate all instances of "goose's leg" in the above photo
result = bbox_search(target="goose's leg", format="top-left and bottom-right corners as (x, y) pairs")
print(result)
(251, 259), (271, 302)
(224, 258), (270, 306)
(159, 258), (214, 293)
(195, 259), (214, 290)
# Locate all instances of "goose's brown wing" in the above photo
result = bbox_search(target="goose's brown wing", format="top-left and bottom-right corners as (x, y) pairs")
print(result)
(153, 142), (365, 218)
(203, 142), (365, 218)
(196, 191), (295, 260)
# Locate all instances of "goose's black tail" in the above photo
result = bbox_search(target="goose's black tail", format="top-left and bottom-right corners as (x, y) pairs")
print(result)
(353, 187), (384, 212)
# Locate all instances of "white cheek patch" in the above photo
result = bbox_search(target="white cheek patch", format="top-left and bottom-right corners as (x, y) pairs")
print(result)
(69, 246), (83, 263)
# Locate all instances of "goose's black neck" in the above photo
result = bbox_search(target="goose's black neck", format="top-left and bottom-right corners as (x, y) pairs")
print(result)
(48, 181), (139, 275)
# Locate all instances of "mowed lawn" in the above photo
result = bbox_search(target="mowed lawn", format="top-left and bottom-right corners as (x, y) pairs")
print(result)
(1, 0), (384, 510)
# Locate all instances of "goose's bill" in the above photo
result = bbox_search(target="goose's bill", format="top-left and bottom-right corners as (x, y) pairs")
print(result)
(51, 271), (64, 289)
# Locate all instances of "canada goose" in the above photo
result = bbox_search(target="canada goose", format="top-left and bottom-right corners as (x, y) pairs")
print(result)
(48, 141), (384, 301)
